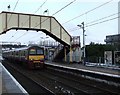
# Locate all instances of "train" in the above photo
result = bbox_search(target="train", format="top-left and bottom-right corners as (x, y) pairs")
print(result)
(2, 46), (45, 69)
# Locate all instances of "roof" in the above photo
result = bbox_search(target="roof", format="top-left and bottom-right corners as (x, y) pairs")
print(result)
(3, 45), (42, 53)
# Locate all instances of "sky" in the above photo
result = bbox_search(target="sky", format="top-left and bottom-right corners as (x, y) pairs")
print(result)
(0, 0), (119, 46)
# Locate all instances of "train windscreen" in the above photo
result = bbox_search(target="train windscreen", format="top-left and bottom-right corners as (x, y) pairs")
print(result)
(37, 49), (44, 55)
(29, 49), (36, 54)
(29, 48), (44, 55)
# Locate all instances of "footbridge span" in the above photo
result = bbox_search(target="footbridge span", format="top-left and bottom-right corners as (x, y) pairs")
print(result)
(0, 11), (79, 62)
(0, 11), (71, 46)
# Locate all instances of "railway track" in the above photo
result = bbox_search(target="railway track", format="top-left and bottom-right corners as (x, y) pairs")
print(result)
(44, 67), (119, 95)
(2, 60), (54, 95)
(2, 60), (119, 95)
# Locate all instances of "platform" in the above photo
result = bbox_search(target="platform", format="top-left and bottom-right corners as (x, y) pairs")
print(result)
(46, 61), (120, 78)
(0, 62), (28, 94)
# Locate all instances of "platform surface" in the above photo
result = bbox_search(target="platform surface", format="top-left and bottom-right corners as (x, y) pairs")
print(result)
(46, 61), (120, 77)
(0, 62), (28, 94)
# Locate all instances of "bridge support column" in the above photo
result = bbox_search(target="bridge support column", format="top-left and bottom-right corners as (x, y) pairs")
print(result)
(64, 46), (67, 62)
(70, 46), (73, 63)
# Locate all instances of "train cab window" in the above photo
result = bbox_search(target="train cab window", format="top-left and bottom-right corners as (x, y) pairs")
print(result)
(37, 49), (44, 55)
(29, 49), (36, 54)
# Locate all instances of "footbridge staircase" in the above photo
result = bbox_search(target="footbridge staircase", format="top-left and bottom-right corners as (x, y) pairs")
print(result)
(52, 44), (70, 62)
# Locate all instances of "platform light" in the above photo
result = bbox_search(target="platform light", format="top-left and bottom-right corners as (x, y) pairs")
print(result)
(77, 22), (86, 65)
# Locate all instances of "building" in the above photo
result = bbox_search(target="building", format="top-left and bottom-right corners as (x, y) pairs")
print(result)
(105, 34), (120, 50)
(105, 34), (120, 65)
(99, 1), (120, 65)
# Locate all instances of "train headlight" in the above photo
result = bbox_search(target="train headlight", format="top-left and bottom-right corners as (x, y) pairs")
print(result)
(30, 59), (33, 61)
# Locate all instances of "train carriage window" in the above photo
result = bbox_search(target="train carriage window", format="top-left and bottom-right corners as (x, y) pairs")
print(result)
(29, 49), (36, 54)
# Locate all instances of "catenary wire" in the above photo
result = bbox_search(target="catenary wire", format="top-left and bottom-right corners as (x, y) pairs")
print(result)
(12, 0), (48, 41)
(25, 32), (44, 41)
(62, 0), (113, 25)
(69, 15), (119, 32)
(34, 0), (47, 13)
(7, 0), (20, 24)
(9, 0), (114, 42)
(15, 0), (77, 41)
(52, 0), (76, 16)
(13, 0), (20, 11)
(86, 12), (120, 25)
(7, 0), (20, 40)
(86, 16), (119, 27)
(22, 0), (47, 27)
(13, 31), (28, 42)
(42, 0), (114, 33)
(9, 31), (18, 40)
(69, 11), (119, 31)
(9, 0), (47, 41)
(34, 0), (77, 28)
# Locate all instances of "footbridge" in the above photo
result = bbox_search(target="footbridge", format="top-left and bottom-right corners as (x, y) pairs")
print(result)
(0, 11), (78, 62)
(0, 11), (71, 46)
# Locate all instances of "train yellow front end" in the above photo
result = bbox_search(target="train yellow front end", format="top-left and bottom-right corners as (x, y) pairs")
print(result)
(29, 55), (44, 68)
(28, 47), (45, 69)
(2, 46), (45, 69)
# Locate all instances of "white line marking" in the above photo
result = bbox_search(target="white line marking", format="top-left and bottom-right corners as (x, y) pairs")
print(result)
(45, 62), (120, 78)
(0, 63), (29, 94)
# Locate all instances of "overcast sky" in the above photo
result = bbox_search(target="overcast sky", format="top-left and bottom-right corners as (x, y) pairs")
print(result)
(0, 0), (119, 46)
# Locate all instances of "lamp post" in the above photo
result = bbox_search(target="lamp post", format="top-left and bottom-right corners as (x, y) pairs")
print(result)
(77, 22), (86, 65)
(40, 36), (49, 60)
(40, 36), (49, 47)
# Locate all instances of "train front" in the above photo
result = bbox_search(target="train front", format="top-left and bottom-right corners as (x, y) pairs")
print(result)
(28, 46), (44, 69)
